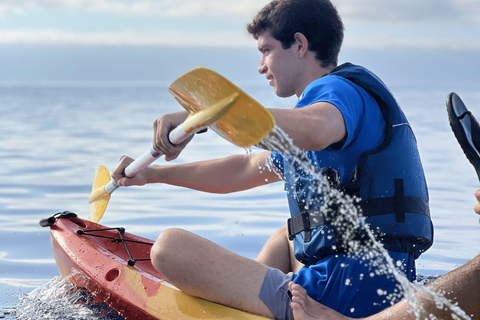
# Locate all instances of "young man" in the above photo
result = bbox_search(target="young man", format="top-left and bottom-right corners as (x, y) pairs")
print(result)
(112, 0), (433, 319)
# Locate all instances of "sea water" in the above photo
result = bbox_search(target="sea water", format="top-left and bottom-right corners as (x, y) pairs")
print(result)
(1, 81), (480, 319)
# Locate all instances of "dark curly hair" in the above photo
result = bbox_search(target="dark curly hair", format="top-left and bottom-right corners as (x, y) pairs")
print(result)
(247, 0), (344, 68)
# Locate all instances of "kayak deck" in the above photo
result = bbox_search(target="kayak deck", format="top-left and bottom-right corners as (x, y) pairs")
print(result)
(48, 214), (267, 320)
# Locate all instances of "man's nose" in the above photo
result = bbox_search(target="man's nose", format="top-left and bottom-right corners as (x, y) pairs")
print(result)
(258, 58), (267, 74)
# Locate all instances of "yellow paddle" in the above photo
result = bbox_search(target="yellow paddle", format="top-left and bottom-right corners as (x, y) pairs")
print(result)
(89, 67), (275, 223)
(89, 94), (238, 222)
(169, 67), (275, 148)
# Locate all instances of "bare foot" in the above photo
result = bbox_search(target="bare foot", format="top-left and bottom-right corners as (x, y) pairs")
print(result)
(288, 282), (350, 320)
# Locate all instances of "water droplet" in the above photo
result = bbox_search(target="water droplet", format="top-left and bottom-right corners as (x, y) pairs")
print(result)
(260, 126), (464, 320)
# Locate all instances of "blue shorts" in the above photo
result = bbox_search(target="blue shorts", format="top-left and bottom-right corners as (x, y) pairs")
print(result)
(258, 268), (294, 320)
(293, 251), (415, 318)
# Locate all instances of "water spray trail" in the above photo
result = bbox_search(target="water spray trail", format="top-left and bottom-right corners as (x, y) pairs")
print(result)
(260, 126), (471, 320)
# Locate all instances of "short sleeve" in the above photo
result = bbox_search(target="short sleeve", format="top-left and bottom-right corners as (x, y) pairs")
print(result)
(297, 76), (367, 150)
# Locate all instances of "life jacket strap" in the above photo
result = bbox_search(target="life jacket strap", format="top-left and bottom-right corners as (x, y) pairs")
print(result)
(353, 179), (430, 221)
(287, 210), (326, 242)
(287, 194), (429, 244)
(360, 196), (430, 220)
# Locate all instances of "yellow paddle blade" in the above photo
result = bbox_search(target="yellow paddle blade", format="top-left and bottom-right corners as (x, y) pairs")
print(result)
(89, 165), (111, 222)
(169, 67), (275, 148)
(181, 92), (238, 134)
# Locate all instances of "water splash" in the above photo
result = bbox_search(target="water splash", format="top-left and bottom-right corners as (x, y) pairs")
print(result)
(259, 126), (471, 320)
(13, 277), (123, 320)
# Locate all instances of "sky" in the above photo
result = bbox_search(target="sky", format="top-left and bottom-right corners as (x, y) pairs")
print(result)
(1, 0), (480, 84)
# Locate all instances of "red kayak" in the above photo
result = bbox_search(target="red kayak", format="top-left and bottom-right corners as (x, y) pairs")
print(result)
(41, 212), (266, 320)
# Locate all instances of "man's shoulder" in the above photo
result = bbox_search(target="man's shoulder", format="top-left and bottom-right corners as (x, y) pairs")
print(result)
(314, 73), (353, 86)
(306, 74), (360, 95)
(300, 75), (363, 105)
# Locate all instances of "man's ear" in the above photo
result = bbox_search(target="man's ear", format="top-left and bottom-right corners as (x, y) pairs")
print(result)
(293, 32), (309, 58)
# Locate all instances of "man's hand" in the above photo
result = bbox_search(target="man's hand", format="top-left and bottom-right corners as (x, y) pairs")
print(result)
(153, 111), (193, 161)
(112, 155), (150, 187)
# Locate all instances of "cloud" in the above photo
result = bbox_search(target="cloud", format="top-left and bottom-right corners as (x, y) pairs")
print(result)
(0, 29), (255, 47)
(3, 0), (479, 23)
(0, 0), (269, 19)
(336, 0), (480, 24)
(343, 34), (480, 50)
(0, 4), (24, 16)
(1, 0), (479, 50)
(2, 29), (479, 51)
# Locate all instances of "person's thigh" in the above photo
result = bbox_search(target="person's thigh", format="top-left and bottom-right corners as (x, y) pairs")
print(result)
(151, 228), (278, 318)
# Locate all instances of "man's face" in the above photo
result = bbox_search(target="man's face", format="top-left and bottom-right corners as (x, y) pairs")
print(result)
(257, 31), (301, 98)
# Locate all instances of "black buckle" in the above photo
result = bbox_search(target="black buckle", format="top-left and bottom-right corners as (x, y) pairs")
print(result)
(287, 211), (312, 242)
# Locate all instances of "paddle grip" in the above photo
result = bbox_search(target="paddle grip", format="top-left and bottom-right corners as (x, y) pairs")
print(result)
(123, 148), (162, 178)
(102, 125), (194, 195)
(123, 125), (191, 178)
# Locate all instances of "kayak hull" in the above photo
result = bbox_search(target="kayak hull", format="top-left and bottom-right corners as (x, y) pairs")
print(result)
(49, 215), (267, 320)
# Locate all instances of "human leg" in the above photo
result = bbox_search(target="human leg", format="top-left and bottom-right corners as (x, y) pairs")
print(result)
(255, 225), (304, 274)
(371, 255), (480, 320)
(419, 254), (480, 318)
(151, 228), (282, 318)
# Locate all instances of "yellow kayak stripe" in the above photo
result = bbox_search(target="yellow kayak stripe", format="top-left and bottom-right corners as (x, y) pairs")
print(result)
(121, 266), (268, 320)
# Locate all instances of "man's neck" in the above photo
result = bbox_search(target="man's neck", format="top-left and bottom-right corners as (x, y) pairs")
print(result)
(295, 64), (335, 98)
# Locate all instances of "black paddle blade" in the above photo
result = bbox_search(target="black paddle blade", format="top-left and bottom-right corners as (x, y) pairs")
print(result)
(447, 92), (480, 182)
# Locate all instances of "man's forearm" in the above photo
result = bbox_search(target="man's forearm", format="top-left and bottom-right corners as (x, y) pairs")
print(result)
(146, 153), (280, 193)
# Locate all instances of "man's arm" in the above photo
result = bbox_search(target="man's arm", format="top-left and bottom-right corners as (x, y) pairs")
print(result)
(150, 99), (345, 160)
(112, 152), (282, 194)
(268, 102), (346, 151)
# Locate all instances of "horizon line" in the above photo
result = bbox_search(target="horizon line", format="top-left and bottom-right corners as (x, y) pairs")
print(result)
(0, 30), (479, 51)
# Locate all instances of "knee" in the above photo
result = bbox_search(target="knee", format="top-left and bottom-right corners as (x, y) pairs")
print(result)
(150, 228), (188, 273)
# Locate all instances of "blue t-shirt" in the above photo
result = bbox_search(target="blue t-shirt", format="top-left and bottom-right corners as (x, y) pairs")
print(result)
(271, 75), (415, 317)
(271, 75), (385, 183)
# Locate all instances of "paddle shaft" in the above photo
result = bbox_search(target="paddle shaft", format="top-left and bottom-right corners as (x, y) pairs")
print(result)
(103, 124), (192, 194)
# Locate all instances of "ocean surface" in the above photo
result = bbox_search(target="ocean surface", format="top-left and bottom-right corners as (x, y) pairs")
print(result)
(1, 77), (480, 318)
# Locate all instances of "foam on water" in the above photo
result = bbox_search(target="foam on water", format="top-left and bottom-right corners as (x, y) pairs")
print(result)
(12, 277), (122, 320)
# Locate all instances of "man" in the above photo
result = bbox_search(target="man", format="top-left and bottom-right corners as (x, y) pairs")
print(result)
(289, 189), (480, 320)
(112, 0), (433, 319)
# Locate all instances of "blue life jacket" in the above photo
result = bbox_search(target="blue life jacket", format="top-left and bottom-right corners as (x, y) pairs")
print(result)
(285, 63), (434, 266)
